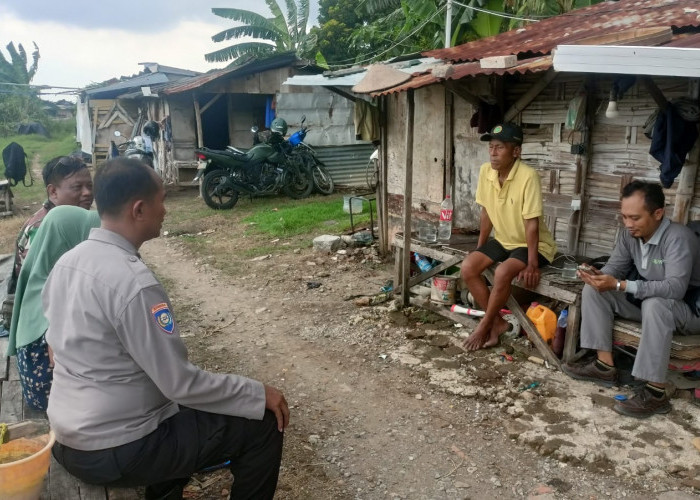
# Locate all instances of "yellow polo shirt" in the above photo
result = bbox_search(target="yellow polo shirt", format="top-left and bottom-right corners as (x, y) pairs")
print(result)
(475, 159), (557, 262)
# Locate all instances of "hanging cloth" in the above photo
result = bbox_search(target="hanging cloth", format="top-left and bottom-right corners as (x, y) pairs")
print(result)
(354, 100), (380, 142)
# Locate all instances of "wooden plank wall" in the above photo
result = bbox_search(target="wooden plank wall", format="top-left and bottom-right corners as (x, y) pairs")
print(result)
(511, 73), (699, 258)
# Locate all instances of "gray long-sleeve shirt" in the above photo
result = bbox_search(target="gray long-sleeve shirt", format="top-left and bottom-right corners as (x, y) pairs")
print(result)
(43, 228), (265, 451)
(601, 218), (700, 301)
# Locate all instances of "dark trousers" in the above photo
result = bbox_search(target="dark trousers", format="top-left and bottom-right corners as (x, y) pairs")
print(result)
(52, 408), (284, 500)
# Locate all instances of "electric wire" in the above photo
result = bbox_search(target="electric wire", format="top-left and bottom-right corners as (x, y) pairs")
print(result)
(450, 0), (544, 22)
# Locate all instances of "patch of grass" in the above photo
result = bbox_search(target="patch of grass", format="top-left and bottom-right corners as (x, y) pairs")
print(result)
(242, 196), (371, 237)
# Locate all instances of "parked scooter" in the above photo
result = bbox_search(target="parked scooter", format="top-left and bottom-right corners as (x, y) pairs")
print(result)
(195, 117), (313, 210)
(110, 120), (160, 169)
(286, 115), (334, 195)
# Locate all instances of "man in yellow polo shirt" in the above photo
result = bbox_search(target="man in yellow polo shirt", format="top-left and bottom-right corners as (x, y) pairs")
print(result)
(461, 123), (556, 350)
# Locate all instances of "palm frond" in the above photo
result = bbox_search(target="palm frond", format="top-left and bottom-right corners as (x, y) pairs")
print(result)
(284, 0), (298, 41)
(211, 8), (272, 26)
(26, 42), (39, 83)
(296, 0), (310, 41)
(264, 0), (289, 35)
(211, 25), (282, 43)
(6, 43), (29, 84)
(204, 42), (275, 63)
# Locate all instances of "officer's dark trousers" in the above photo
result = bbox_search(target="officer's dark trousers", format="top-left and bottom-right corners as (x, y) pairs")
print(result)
(52, 408), (284, 500)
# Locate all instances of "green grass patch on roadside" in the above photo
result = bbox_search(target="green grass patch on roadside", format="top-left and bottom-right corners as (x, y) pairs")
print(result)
(242, 197), (370, 237)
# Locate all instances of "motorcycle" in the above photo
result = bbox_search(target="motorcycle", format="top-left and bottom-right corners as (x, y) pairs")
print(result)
(110, 120), (160, 169)
(286, 116), (334, 195)
(195, 126), (314, 210)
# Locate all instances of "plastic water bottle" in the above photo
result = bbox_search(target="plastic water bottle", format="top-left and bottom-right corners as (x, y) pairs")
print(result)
(414, 252), (433, 273)
(438, 195), (453, 243)
(552, 309), (568, 358)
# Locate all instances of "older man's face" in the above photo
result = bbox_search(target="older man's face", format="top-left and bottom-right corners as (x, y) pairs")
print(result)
(48, 168), (93, 209)
(488, 140), (520, 171)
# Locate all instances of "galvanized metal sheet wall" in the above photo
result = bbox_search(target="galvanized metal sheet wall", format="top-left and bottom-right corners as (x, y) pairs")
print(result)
(314, 144), (376, 188)
(277, 89), (366, 146)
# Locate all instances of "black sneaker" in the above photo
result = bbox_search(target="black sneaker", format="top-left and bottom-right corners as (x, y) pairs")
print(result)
(561, 360), (618, 388)
(613, 386), (671, 418)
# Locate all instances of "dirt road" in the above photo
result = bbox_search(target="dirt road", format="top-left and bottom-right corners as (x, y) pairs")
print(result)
(142, 234), (699, 500)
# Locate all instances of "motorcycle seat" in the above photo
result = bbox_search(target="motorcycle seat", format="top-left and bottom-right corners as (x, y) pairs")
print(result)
(226, 146), (248, 154)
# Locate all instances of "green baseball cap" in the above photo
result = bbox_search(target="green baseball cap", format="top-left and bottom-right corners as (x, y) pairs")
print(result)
(480, 123), (523, 145)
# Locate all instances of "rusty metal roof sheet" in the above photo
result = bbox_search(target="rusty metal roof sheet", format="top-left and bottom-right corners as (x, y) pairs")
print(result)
(162, 53), (311, 95)
(425, 0), (700, 63)
(371, 56), (553, 96)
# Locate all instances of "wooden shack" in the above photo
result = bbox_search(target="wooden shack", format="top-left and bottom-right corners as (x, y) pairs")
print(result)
(363, 0), (700, 261)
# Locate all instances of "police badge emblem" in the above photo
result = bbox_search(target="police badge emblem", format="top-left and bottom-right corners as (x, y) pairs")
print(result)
(151, 302), (175, 334)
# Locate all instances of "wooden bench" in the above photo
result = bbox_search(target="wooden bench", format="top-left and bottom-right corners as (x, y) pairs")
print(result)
(0, 337), (140, 499)
(393, 232), (585, 368)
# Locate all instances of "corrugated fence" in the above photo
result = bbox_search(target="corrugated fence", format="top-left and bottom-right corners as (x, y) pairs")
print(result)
(313, 144), (376, 189)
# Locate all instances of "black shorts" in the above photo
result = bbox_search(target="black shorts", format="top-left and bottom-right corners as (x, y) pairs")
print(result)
(476, 239), (550, 267)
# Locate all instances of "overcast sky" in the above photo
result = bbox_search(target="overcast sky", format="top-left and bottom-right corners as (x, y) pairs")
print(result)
(0, 1), (320, 96)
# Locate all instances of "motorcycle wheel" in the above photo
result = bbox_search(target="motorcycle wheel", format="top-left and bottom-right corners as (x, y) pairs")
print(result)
(283, 163), (314, 199)
(312, 161), (334, 195)
(202, 170), (240, 210)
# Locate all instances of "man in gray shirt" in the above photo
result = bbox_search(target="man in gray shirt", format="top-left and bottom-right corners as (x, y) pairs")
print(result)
(563, 181), (700, 418)
(43, 158), (288, 499)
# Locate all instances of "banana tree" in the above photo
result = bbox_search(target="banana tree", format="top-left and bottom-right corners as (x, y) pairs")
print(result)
(205, 0), (317, 63)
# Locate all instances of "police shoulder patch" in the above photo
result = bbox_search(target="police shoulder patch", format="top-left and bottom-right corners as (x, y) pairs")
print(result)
(151, 302), (175, 334)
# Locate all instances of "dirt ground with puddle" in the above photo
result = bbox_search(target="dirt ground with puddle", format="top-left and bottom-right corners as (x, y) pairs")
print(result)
(137, 191), (700, 499)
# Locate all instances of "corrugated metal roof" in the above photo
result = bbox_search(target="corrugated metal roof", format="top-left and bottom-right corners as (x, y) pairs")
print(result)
(425, 0), (700, 63)
(162, 53), (313, 95)
(371, 56), (553, 96)
(665, 32), (700, 48)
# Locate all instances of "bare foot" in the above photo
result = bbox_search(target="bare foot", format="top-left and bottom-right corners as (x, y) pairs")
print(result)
(462, 321), (492, 351)
(483, 316), (510, 348)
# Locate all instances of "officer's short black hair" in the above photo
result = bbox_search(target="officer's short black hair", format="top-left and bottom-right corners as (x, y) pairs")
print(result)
(621, 180), (665, 213)
(94, 158), (160, 217)
(42, 155), (89, 187)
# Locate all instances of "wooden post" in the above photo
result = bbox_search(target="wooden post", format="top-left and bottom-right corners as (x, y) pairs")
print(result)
(400, 90), (415, 307)
(378, 96), (389, 255)
(567, 77), (596, 255)
(193, 93), (204, 148)
(444, 90), (454, 199)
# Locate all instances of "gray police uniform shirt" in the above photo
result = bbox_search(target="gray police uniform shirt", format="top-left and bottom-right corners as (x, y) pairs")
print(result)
(43, 228), (266, 451)
(601, 218), (700, 301)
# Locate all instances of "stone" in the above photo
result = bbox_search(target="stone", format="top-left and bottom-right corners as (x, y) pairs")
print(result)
(313, 235), (341, 253)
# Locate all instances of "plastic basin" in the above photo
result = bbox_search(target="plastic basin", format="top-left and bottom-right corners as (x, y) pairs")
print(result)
(0, 430), (55, 500)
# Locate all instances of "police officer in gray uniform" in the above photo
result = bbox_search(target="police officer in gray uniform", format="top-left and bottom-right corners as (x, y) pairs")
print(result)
(563, 180), (700, 418)
(43, 158), (288, 499)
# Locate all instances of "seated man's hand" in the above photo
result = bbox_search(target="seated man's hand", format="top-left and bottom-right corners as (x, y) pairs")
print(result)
(517, 264), (540, 289)
(578, 270), (616, 292)
(264, 384), (290, 432)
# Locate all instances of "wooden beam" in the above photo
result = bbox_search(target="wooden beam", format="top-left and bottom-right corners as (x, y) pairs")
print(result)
(442, 81), (482, 107)
(504, 69), (558, 122)
(482, 268), (561, 368)
(193, 93), (204, 148)
(640, 76), (668, 111)
(400, 90), (415, 307)
(200, 93), (223, 115)
(323, 86), (357, 102)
